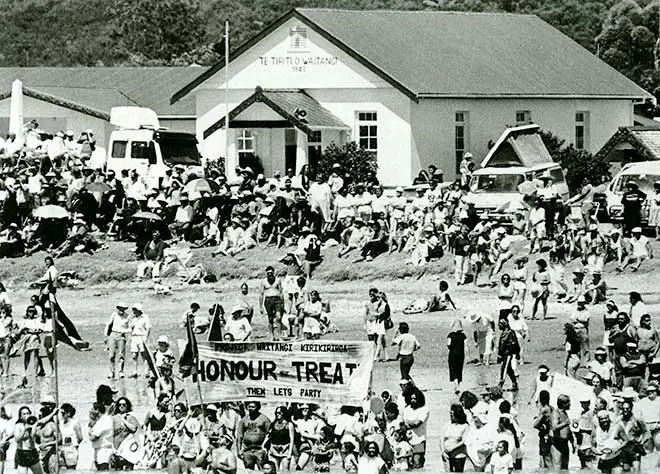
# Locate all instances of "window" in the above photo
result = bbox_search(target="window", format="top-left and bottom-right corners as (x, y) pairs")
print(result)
(237, 129), (255, 165)
(111, 141), (127, 159)
(455, 111), (469, 172)
(575, 111), (590, 150)
(357, 112), (377, 152)
(516, 110), (532, 125)
(130, 141), (150, 159)
(289, 26), (308, 50)
(308, 130), (322, 169)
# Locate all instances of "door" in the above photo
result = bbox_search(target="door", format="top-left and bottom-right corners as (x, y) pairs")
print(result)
(285, 129), (297, 173)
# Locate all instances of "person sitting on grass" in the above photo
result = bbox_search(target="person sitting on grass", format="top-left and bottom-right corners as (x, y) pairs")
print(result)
(212, 218), (244, 257)
(617, 227), (653, 273)
(223, 305), (252, 342)
(300, 290), (323, 340)
(338, 218), (370, 258)
(429, 280), (457, 312)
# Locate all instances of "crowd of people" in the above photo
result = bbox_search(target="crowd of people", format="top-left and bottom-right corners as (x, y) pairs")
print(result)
(4, 121), (660, 473)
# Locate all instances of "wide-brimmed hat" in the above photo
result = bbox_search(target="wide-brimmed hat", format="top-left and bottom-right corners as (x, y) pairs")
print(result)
(621, 386), (638, 399)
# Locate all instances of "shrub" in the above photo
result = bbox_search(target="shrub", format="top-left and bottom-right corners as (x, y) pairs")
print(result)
(539, 130), (610, 192)
(313, 141), (378, 187)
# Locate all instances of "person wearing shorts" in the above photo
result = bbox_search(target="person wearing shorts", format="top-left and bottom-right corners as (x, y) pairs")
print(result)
(364, 288), (380, 342)
(260, 266), (284, 341)
(129, 304), (151, 378)
(14, 406), (42, 474)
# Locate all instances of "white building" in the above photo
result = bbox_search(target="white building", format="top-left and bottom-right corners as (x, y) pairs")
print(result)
(171, 8), (652, 186)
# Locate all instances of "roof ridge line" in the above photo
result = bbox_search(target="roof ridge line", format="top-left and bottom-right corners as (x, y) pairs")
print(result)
(295, 7), (536, 16)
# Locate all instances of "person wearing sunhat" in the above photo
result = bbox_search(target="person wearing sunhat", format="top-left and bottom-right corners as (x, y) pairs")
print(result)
(0, 221), (25, 258)
(565, 267), (587, 304)
(129, 303), (151, 379)
(619, 341), (646, 392)
(327, 163), (344, 196)
(527, 197), (546, 254)
(637, 382), (660, 448)
(588, 347), (615, 389)
(617, 227), (653, 273)
(621, 180), (647, 236)
(104, 302), (131, 379)
(224, 305), (252, 342)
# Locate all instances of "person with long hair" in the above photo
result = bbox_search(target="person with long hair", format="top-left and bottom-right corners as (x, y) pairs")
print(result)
(13, 406), (43, 474)
(374, 292), (391, 362)
(447, 319), (467, 394)
(402, 390), (429, 469)
(59, 403), (83, 470)
(357, 440), (387, 474)
(111, 397), (139, 470)
(17, 305), (45, 388)
(564, 323), (582, 378)
(441, 404), (470, 472)
(293, 404), (324, 470)
(262, 406), (295, 472)
(628, 292), (648, 328)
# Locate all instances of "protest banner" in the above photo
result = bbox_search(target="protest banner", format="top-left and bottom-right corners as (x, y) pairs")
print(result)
(178, 340), (374, 405)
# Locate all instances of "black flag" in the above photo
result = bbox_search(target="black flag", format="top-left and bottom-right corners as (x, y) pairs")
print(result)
(52, 297), (89, 350)
(207, 304), (224, 342)
(178, 314), (198, 378)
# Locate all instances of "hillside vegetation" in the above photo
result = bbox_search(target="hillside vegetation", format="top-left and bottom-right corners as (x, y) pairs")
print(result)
(0, 0), (659, 102)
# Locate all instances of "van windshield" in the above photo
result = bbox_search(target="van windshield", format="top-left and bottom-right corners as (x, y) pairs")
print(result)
(156, 133), (201, 166)
(613, 174), (660, 194)
(470, 174), (524, 193)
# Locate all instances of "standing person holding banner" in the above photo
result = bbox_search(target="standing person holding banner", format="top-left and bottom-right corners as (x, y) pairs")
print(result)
(259, 266), (284, 341)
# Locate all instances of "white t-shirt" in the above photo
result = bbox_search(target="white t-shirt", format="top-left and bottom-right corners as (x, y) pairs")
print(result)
(489, 451), (514, 474)
(357, 455), (385, 474)
(225, 317), (251, 341)
(392, 333), (420, 356)
(89, 414), (114, 464)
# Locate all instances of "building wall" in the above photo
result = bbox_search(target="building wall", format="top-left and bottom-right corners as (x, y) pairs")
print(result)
(411, 97), (634, 182)
(158, 118), (196, 135)
(0, 96), (111, 145)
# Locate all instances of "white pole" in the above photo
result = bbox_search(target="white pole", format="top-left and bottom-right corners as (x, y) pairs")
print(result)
(9, 79), (24, 140)
(225, 20), (230, 171)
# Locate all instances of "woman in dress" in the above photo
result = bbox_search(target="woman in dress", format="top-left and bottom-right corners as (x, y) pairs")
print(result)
(18, 305), (45, 388)
(649, 181), (660, 240)
(13, 406), (42, 474)
(262, 406), (295, 472)
(497, 274), (514, 311)
(531, 259), (551, 320)
(59, 403), (83, 470)
(447, 319), (467, 394)
(441, 404), (470, 472)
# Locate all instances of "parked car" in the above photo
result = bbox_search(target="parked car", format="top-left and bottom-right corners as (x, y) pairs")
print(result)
(605, 161), (660, 225)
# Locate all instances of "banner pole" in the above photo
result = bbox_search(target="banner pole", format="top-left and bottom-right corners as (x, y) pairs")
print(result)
(187, 315), (208, 433)
(49, 295), (60, 474)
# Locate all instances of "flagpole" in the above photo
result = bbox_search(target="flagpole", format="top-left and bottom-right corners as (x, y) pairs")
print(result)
(49, 295), (61, 474)
(224, 19), (230, 172)
(186, 315), (208, 433)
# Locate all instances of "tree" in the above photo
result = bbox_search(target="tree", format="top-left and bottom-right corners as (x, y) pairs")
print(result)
(540, 130), (610, 191)
(314, 142), (378, 186)
(105, 0), (206, 64)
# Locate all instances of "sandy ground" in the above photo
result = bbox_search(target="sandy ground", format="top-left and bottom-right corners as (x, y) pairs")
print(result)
(3, 246), (660, 472)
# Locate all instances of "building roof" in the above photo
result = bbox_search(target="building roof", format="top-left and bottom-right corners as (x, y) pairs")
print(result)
(481, 124), (554, 168)
(595, 126), (660, 162)
(172, 8), (651, 104)
(0, 67), (208, 117)
(0, 87), (110, 120)
(203, 87), (349, 138)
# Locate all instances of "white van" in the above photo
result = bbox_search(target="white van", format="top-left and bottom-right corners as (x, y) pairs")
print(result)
(465, 124), (569, 220)
(106, 107), (203, 185)
(605, 161), (660, 224)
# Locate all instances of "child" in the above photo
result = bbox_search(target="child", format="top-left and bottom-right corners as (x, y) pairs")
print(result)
(575, 398), (595, 469)
(165, 445), (185, 474)
(262, 460), (277, 474)
(429, 280), (457, 312)
(341, 442), (358, 473)
(489, 440), (514, 474)
(154, 335), (176, 371)
(587, 347), (614, 388)
(313, 426), (336, 473)
(393, 429), (413, 471)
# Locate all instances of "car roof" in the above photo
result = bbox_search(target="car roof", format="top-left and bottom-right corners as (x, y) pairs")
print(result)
(618, 161), (660, 175)
(474, 163), (559, 175)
